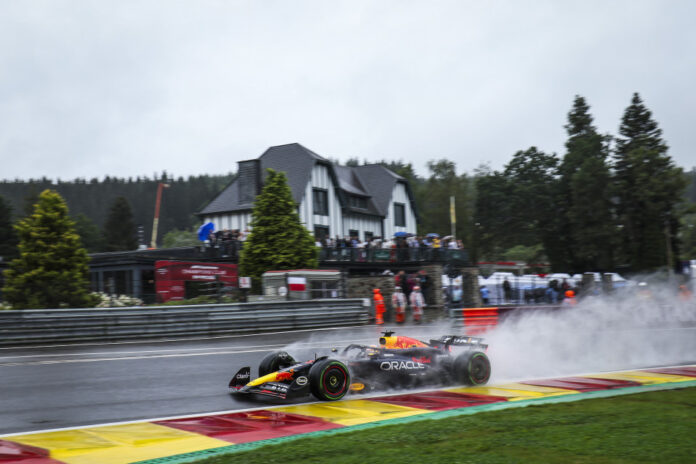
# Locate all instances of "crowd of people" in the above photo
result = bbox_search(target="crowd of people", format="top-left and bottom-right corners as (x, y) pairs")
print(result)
(316, 234), (465, 263)
(372, 269), (433, 324)
(206, 228), (249, 257)
(315, 234), (464, 250)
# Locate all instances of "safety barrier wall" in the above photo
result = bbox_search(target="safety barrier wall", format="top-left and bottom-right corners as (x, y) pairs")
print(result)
(449, 305), (563, 334)
(0, 299), (369, 346)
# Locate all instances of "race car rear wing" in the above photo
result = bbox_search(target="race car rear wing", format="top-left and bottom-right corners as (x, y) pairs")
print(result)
(430, 335), (488, 350)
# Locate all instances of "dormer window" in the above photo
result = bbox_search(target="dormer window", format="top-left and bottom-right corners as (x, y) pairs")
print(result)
(349, 195), (367, 209)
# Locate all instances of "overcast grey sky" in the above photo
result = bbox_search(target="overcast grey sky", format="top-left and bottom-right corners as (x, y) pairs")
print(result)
(1, 1), (694, 181)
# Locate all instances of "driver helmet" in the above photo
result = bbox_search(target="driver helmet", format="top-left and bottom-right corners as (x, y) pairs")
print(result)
(394, 286), (401, 291)
(414, 286), (421, 291)
(565, 290), (575, 298)
(373, 288), (380, 293)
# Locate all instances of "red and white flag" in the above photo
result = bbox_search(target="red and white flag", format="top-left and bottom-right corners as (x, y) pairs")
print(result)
(288, 276), (307, 292)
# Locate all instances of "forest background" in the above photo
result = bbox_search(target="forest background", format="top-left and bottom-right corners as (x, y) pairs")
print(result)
(0, 94), (695, 275)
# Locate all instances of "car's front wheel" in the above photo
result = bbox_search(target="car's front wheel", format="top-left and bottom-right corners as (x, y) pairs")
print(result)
(453, 351), (491, 385)
(258, 351), (296, 377)
(309, 359), (351, 401)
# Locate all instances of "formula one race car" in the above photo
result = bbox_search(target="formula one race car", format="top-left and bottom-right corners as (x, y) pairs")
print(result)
(229, 331), (491, 401)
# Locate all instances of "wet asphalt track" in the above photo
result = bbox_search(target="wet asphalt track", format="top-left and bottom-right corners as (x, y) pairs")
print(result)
(0, 325), (396, 435)
(2, 322), (695, 435)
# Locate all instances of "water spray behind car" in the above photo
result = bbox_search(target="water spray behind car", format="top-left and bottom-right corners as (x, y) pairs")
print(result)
(485, 275), (696, 382)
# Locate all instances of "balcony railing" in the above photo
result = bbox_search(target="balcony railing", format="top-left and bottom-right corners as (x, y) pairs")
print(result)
(200, 242), (469, 265)
(317, 247), (469, 265)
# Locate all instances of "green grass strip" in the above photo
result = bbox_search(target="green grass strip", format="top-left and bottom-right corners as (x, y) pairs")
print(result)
(138, 380), (696, 464)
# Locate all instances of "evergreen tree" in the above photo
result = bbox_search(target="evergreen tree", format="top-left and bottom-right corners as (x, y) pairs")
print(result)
(473, 168), (514, 261)
(502, 147), (561, 267)
(103, 197), (138, 251)
(613, 93), (685, 271)
(561, 96), (616, 271)
(0, 195), (18, 262)
(239, 169), (318, 287)
(73, 213), (105, 253)
(2, 190), (97, 309)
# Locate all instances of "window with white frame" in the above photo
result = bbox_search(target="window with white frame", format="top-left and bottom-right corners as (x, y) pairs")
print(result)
(313, 188), (328, 216)
(394, 202), (406, 227)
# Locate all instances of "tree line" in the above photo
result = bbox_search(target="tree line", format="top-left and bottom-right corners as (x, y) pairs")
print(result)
(0, 93), (693, 275)
(356, 93), (693, 274)
(0, 172), (233, 257)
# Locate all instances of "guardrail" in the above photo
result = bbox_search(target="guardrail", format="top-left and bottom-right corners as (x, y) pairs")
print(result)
(0, 299), (369, 346)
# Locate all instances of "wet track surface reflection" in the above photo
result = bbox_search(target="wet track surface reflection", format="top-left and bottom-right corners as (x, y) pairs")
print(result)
(0, 326), (388, 434)
(2, 322), (695, 435)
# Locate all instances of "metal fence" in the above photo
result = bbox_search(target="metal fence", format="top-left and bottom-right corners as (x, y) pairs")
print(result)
(318, 247), (469, 265)
(0, 299), (369, 346)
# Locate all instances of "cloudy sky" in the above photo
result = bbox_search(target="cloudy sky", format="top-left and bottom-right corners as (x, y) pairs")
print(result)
(1, 1), (694, 181)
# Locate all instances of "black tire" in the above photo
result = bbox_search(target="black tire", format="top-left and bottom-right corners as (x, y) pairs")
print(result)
(258, 351), (296, 377)
(453, 351), (491, 385)
(309, 359), (351, 401)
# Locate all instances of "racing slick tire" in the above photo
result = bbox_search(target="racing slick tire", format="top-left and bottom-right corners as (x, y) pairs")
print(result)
(258, 351), (296, 377)
(309, 359), (351, 401)
(453, 351), (491, 385)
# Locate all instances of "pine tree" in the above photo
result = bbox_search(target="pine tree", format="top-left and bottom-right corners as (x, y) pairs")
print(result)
(103, 197), (138, 251)
(0, 195), (18, 262)
(2, 190), (97, 309)
(239, 169), (318, 287)
(613, 93), (686, 272)
(502, 147), (562, 267)
(561, 96), (616, 271)
(73, 213), (105, 253)
(473, 169), (514, 262)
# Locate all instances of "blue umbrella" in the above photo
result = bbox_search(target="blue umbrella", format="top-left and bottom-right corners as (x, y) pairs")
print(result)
(426, 232), (440, 238)
(197, 222), (215, 241)
(394, 231), (408, 237)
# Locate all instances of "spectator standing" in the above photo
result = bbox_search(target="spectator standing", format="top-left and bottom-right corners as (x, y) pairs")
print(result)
(480, 285), (490, 305)
(418, 269), (430, 305)
(561, 290), (577, 307)
(409, 286), (425, 323)
(503, 278), (512, 303)
(392, 286), (407, 323)
(395, 270), (406, 290)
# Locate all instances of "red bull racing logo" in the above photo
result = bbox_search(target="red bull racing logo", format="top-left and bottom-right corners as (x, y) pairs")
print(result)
(275, 369), (295, 382)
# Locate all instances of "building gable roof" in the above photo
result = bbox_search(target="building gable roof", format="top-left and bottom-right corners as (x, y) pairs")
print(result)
(198, 144), (415, 221)
(352, 165), (405, 216)
(259, 143), (328, 204)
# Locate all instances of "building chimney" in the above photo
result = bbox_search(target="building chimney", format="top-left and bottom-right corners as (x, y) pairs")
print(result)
(237, 159), (261, 204)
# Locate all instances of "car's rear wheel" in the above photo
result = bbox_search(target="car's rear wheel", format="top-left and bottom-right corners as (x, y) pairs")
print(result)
(258, 351), (296, 377)
(453, 351), (491, 385)
(309, 359), (351, 401)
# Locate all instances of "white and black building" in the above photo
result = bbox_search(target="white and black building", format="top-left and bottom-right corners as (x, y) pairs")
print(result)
(198, 143), (418, 241)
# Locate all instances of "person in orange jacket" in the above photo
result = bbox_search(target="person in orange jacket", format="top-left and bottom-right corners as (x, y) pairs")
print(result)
(373, 288), (386, 325)
(561, 289), (577, 307)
